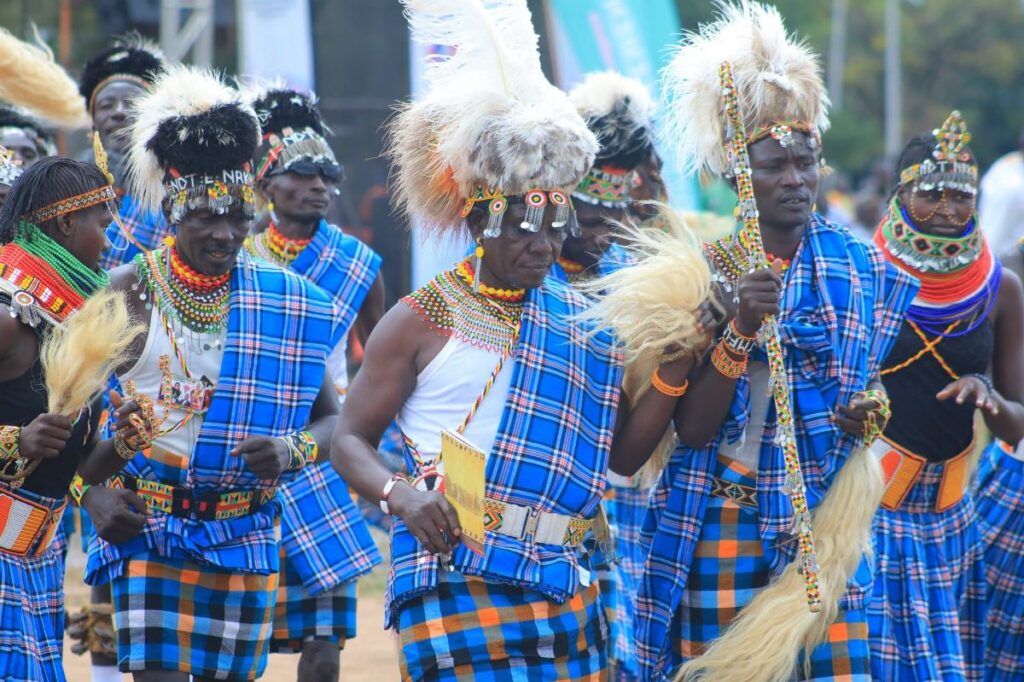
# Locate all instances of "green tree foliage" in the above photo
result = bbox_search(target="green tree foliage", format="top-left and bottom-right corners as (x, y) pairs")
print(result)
(677, 0), (1024, 179)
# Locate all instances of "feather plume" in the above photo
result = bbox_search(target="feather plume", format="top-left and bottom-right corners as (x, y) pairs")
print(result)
(578, 206), (713, 366)
(126, 64), (260, 214)
(570, 71), (657, 170)
(388, 0), (597, 234)
(0, 27), (88, 129)
(41, 290), (145, 417)
(660, 0), (829, 178)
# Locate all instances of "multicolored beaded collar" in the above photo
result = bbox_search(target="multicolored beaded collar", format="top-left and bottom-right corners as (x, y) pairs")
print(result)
(244, 222), (312, 266)
(874, 199), (999, 337)
(134, 245), (230, 335)
(0, 221), (109, 326)
(404, 258), (523, 353)
(461, 186), (578, 238)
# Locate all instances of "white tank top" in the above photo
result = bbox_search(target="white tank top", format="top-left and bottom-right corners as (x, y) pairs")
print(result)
(118, 304), (225, 472)
(396, 336), (513, 469)
(719, 361), (771, 473)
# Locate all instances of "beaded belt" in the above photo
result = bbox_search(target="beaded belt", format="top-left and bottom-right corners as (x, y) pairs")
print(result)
(482, 498), (592, 547)
(112, 476), (277, 522)
(710, 476), (758, 509)
(872, 438), (970, 513)
(0, 488), (66, 557)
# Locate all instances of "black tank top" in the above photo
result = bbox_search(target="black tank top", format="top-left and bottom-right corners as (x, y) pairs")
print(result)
(0, 295), (101, 499)
(881, 319), (994, 461)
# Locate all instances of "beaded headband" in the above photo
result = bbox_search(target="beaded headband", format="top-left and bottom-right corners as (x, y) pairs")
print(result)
(26, 185), (116, 224)
(571, 166), (634, 210)
(899, 110), (977, 195)
(255, 127), (339, 181)
(163, 165), (255, 225)
(0, 146), (22, 185)
(460, 186), (577, 238)
(88, 74), (151, 114)
(745, 121), (819, 150)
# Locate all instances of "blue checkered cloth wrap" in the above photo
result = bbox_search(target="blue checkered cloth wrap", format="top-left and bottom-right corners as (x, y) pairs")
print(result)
(867, 455), (986, 681)
(86, 252), (341, 586)
(271, 542), (358, 652)
(100, 192), (170, 270)
(386, 275), (624, 628)
(549, 242), (632, 283)
(270, 222), (382, 594)
(974, 440), (1024, 681)
(608, 483), (649, 679)
(0, 488), (67, 682)
(634, 216), (918, 680)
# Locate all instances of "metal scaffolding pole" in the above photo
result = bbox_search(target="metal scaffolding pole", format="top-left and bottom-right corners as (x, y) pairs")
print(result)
(884, 0), (903, 158)
(159, 0), (214, 65)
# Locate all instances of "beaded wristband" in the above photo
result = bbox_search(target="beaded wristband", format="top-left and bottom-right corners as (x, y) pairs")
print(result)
(0, 425), (20, 461)
(964, 373), (995, 397)
(721, 318), (757, 356)
(651, 367), (689, 397)
(281, 431), (318, 471)
(711, 341), (748, 379)
(69, 473), (93, 506)
(852, 389), (892, 445)
(113, 434), (138, 461)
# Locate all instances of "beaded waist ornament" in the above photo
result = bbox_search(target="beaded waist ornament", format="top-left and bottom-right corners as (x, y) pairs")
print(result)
(720, 61), (821, 613)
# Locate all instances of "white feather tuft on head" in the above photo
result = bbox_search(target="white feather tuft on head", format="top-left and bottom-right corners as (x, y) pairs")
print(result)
(126, 64), (260, 214)
(388, 0), (597, 234)
(570, 71), (656, 140)
(660, 0), (829, 179)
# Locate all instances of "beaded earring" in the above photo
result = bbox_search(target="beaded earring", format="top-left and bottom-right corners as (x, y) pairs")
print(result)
(268, 200), (280, 224)
(474, 238), (484, 291)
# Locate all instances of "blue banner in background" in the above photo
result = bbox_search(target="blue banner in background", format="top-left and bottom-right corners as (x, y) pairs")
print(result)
(545, 0), (698, 210)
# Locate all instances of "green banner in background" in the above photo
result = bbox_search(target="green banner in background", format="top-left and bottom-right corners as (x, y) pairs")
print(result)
(545, 0), (699, 209)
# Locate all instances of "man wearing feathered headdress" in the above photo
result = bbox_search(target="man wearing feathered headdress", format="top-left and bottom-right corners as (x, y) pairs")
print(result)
(329, 1), (709, 678)
(78, 34), (170, 270)
(78, 65), (343, 681)
(597, 3), (918, 680)
(243, 85), (384, 681)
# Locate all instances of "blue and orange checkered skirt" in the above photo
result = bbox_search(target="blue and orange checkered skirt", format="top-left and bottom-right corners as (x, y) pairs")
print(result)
(0, 490), (67, 682)
(270, 545), (357, 653)
(867, 451), (986, 681)
(673, 456), (870, 680)
(974, 441), (1024, 681)
(111, 550), (277, 680)
(397, 571), (606, 681)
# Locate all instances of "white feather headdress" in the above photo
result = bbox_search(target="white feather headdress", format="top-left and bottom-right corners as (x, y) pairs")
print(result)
(126, 64), (260, 222)
(661, 0), (829, 179)
(388, 0), (598, 234)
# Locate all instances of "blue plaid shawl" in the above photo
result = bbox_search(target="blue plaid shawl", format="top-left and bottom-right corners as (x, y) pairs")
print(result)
(86, 253), (341, 585)
(386, 277), (624, 627)
(100, 193), (170, 270)
(549, 242), (632, 283)
(274, 222), (383, 593)
(634, 215), (918, 680)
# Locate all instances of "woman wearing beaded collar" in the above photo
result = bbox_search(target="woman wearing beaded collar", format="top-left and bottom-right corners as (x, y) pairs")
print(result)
(0, 156), (154, 682)
(868, 111), (1024, 681)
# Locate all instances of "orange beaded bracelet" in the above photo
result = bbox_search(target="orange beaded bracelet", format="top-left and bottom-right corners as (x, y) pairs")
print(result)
(711, 340), (748, 379)
(651, 367), (689, 397)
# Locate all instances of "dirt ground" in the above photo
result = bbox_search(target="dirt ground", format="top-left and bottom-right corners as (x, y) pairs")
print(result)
(61, 533), (400, 682)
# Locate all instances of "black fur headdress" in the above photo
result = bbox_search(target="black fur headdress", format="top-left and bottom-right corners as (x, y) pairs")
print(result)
(79, 33), (164, 110)
(127, 65), (260, 224)
(250, 86), (337, 180)
(0, 104), (56, 155)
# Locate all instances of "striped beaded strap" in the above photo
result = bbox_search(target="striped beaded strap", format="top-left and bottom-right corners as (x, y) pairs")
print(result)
(455, 324), (519, 436)
(720, 61), (822, 613)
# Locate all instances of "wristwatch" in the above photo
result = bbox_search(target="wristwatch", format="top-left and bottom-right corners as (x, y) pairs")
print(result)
(379, 473), (406, 515)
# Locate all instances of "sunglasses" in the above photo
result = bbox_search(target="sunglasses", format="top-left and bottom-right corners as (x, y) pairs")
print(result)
(271, 160), (343, 182)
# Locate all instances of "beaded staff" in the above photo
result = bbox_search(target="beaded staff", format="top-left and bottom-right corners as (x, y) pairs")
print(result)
(719, 61), (822, 613)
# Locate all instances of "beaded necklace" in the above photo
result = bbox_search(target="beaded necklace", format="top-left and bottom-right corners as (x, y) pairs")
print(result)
(404, 258), (523, 352)
(456, 259), (527, 302)
(244, 222), (312, 266)
(134, 247), (230, 335)
(0, 221), (109, 324)
(874, 199), (1000, 337)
